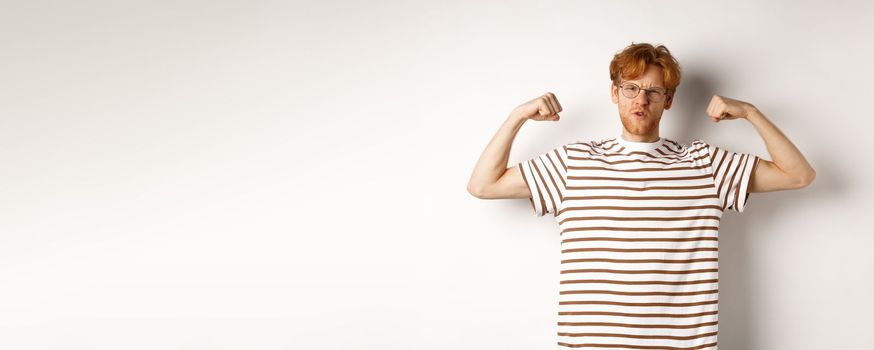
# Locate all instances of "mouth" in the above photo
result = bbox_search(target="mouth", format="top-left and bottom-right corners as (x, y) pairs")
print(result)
(632, 111), (647, 118)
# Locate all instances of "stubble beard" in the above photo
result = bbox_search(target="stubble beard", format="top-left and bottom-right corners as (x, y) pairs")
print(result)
(620, 113), (661, 136)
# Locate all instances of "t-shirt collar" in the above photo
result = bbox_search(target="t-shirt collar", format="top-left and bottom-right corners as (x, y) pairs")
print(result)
(614, 134), (666, 152)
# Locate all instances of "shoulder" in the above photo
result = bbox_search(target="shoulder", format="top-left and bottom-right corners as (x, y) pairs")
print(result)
(661, 138), (714, 161)
(689, 138), (714, 155)
(566, 139), (599, 150)
(568, 137), (618, 151)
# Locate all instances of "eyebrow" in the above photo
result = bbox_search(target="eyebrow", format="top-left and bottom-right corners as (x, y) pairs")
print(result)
(623, 82), (667, 90)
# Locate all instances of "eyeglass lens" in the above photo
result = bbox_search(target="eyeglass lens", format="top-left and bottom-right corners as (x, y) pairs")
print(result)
(620, 83), (667, 102)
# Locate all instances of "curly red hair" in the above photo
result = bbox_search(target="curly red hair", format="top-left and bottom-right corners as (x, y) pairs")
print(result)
(609, 42), (681, 92)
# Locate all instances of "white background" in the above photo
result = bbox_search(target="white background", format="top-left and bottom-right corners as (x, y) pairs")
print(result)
(2, 1), (873, 349)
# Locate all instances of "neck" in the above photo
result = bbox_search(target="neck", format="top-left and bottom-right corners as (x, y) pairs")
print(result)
(621, 129), (660, 143)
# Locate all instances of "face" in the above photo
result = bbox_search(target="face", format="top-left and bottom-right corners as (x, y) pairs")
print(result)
(610, 64), (674, 140)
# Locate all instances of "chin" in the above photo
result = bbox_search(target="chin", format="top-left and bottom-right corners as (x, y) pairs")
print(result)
(621, 117), (660, 136)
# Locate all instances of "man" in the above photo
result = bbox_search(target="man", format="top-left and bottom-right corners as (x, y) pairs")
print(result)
(466, 43), (815, 349)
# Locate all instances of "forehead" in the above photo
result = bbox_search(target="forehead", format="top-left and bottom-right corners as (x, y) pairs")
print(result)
(623, 65), (665, 87)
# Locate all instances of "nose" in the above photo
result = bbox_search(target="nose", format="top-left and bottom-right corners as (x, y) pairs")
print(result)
(634, 90), (650, 105)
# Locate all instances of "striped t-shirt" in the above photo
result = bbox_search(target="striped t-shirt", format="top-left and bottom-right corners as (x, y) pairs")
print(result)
(517, 135), (760, 350)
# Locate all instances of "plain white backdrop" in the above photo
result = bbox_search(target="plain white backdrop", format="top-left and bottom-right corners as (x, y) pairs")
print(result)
(1, 0), (872, 349)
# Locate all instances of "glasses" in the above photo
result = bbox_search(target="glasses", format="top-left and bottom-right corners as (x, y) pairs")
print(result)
(617, 82), (671, 103)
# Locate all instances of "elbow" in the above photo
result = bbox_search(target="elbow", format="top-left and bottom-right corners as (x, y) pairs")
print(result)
(794, 168), (817, 189)
(467, 182), (485, 199)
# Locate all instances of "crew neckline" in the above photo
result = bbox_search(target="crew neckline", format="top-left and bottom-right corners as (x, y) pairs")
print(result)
(614, 134), (666, 152)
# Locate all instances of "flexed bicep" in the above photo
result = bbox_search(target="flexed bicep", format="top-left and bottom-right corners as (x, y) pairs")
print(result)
(749, 158), (811, 192)
(471, 165), (531, 199)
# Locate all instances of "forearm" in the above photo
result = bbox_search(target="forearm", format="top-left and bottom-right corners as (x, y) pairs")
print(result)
(744, 106), (816, 183)
(467, 114), (527, 192)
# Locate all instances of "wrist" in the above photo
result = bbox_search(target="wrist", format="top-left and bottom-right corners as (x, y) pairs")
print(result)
(508, 113), (528, 124)
(743, 104), (762, 121)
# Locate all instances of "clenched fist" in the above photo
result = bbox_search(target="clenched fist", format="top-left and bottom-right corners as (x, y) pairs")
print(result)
(706, 94), (755, 122)
(511, 92), (563, 122)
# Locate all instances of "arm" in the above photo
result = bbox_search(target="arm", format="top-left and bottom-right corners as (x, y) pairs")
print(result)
(466, 114), (530, 199)
(744, 107), (816, 192)
(467, 92), (563, 199)
(706, 95), (816, 193)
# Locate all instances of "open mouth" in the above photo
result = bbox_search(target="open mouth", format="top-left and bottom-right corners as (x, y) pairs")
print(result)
(633, 111), (646, 117)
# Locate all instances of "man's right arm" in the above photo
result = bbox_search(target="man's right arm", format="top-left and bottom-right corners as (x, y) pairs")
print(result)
(466, 92), (563, 199)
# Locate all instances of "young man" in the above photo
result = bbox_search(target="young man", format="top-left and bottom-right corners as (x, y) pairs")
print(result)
(466, 43), (815, 349)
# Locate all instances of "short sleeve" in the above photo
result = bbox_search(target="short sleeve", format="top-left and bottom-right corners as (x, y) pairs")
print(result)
(516, 143), (569, 217)
(695, 139), (761, 213)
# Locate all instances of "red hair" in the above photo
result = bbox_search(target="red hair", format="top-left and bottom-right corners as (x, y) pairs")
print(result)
(609, 42), (681, 92)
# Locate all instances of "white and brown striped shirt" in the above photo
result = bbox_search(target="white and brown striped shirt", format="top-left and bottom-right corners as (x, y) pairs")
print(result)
(517, 136), (760, 350)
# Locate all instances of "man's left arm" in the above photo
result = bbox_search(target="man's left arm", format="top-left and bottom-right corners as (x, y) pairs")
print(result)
(706, 95), (817, 193)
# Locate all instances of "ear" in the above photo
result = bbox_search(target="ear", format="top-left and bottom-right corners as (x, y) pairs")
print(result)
(611, 83), (619, 104)
(663, 91), (674, 110)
